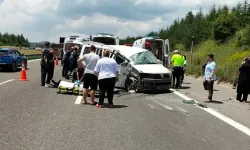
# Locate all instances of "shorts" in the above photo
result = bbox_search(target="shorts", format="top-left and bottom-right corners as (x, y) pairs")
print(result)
(83, 73), (98, 90)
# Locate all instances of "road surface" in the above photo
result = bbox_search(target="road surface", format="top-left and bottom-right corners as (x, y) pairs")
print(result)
(0, 60), (249, 150)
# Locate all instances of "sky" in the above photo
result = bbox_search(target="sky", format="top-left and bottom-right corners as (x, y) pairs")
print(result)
(0, 0), (239, 43)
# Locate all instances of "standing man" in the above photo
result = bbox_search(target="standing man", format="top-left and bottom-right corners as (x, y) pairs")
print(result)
(62, 49), (72, 79)
(77, 45), (100, 105)
(41, 42), (56, 87)
(204, 54), (216, 102)
(171, 50), (184, 88)
(69, 46), (79, 73)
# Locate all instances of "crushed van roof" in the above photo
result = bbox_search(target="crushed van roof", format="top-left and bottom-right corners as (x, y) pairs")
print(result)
(106, 45), (147, 58)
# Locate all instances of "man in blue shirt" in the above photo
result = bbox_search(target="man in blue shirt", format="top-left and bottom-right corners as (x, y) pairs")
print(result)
(204, 54), (216, 102)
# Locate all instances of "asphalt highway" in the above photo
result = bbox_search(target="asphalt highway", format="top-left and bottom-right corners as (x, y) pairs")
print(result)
(0, 60), (249, 150)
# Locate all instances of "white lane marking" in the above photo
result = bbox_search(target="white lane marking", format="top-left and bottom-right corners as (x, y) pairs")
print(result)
(75, 96), (82, 104)
(177, 107), (188, 114)
(0, 79), (15, 86)
(153, 100), (174, 111)
(147, 104), (155, 109)
(172, 89), (250, 137)
(170, 89), (193, 100)
(28, 59), (41, 62)
(203, 108), (250, 136)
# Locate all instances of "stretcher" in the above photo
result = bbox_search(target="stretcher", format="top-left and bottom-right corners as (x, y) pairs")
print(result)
(58, 80), (120, 95)
(58, 81), (99, 95)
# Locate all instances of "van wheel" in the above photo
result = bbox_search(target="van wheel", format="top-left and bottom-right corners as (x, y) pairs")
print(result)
(126, 80), (138, 92)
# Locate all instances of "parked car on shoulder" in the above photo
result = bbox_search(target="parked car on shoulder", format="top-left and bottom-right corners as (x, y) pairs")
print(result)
(0, 48), (27, 71)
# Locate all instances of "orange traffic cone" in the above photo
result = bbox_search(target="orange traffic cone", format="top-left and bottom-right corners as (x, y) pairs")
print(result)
(55, 57), (59, 66)
(19, 62), (28, 81)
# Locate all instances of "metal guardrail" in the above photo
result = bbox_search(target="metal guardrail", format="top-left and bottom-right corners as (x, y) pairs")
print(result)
(24, 54), (42, 60)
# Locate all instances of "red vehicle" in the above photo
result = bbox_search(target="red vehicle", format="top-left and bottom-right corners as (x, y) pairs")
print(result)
(124, 44), (132, 46)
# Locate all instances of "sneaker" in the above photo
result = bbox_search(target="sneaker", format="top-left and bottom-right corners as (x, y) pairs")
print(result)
(45, 84), (50, 88)
(96, 104), (103, 108)
(108, 104), (113, 108)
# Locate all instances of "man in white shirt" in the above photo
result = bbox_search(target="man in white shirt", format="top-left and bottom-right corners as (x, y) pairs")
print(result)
(77, 45), (100, 105)
(94, 49), (119, 108)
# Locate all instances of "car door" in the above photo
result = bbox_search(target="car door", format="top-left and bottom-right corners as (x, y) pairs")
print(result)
(14, 50), (23, 66)
(112, 51), (131, 88)
(163, 39), (171, 68)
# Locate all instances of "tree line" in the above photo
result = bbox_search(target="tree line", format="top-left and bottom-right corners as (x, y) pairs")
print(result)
(0, 32), (30, 47)
(120, 0), (250, 51)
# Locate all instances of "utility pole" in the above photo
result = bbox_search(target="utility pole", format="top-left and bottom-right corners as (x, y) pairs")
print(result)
(190, 36), (194, 64)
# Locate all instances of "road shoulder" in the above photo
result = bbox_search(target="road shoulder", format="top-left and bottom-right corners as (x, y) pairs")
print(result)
(176, 75), (250, 129)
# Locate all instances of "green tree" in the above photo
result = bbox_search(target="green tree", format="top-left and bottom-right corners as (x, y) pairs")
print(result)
(0, 32), (30, 47)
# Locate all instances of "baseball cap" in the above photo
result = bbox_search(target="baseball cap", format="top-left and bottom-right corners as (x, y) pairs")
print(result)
(173, 50), (179, 53)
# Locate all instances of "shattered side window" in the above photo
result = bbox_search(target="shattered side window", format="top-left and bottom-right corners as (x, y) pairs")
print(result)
(83, 47), (90, 55)
(130, 51), (158, 65)
(98, 49), (103, 58)
(115, 54), (125, 65)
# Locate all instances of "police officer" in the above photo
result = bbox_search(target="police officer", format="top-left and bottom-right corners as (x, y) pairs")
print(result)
(171, 50), (184, 88)
(41, 42), (56, 87)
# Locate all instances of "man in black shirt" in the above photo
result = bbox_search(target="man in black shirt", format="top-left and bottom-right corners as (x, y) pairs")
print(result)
(69, 46), (79, 72)
(41, 42), (56, 87)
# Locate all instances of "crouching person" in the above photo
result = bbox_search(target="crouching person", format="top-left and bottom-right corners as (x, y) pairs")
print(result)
(94, 49), (119, 108)
(72, 63), (84, 83)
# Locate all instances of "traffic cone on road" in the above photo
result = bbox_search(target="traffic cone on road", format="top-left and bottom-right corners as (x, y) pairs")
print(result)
(55, 57), (59, 66)
(19, 62), (28, 81)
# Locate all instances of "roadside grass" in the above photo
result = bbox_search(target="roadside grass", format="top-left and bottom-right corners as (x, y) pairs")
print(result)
(184, 40), (250, 84)
(0, 46), (42, 55)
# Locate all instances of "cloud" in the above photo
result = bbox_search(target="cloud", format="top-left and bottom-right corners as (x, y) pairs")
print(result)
(0, 0), (238, 43)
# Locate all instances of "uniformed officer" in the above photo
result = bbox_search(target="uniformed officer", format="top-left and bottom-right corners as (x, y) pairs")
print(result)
(171, 50), (184, 88)
(41, 42), (56, 87)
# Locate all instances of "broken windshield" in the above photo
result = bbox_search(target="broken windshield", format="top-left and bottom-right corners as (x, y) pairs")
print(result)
(129, 51), (159, 65)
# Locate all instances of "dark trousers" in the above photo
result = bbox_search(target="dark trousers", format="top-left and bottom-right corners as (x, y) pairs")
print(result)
(236, 92), (248, 101)
(98, 77), (116, 105)
(236, 81), (249, 101)
(172, 66), (182, 88)
(41, 65), (54, 85)
(180, 69), (185, 85)
(62, 65), (69, 77)
(69, 63), (77, 72)
(204, 80), (214, 100)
